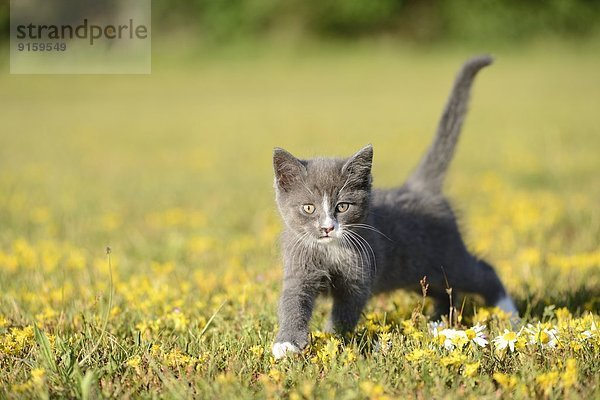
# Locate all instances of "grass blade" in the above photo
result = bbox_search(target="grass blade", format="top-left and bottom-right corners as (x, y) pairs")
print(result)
(33, 324), (57, 373)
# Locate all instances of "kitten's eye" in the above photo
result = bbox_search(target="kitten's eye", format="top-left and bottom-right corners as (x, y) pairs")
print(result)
(302, 204), (315, 214)
(336, 203), (350, 213)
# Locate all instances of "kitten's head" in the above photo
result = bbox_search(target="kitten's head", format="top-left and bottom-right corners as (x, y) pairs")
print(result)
(273, 145), (373, 244)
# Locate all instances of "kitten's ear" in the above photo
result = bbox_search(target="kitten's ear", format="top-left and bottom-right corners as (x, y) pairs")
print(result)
(342, 144), (373, 179)
(273, 148), (307, 192)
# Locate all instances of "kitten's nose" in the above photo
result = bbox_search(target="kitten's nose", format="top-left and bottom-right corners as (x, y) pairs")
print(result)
(321, 226), (334, 235)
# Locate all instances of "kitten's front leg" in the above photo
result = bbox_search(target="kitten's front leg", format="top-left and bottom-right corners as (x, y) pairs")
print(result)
(272, 273), (319, 359)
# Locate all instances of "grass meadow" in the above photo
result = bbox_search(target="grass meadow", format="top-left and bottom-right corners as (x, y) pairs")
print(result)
(0, 41), (599, 398)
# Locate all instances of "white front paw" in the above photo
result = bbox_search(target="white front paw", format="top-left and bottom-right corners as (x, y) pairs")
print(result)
(272, 342), (300, 359)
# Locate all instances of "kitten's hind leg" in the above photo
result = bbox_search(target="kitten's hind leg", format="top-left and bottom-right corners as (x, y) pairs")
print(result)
(429, 287), (452, 321)
(325, 281), (370, 334)
(470, 259), (519, 316)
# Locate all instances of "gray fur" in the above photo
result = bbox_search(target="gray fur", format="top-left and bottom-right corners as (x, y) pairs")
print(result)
(407, 55), (493, 193)
(272, 56), (512, 354)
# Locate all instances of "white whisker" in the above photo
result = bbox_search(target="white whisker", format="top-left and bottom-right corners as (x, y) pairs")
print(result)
(346, 223), (393, 242)
(350, 234), (367, 282)
(288, 231), (310, 273)
(343, 230), (370, 282)
(345, 229), (377, 277)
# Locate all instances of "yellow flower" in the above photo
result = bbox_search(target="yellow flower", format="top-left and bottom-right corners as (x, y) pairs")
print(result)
(405, 348), (434, 363)
(30, 368), (45, 386)
(0, 326), (35, 356)
(436, 332), (448, 347)
(490, 307), (514, 322)
(35, 307), (57, 325)
(66, 250), (86, 270)
(249, 345), (264, 358)
(11, 381), (33, 393)
(126, 355), (141, 368)
(556, 307), (572, 324)
(401, 319), (417, 335)
(536, 371), (559, 395)
(516, 335), (527, 351)
(300, 382), (314, 398)
(216, 372), (234, 384)
(312, 337), (341, 365)
(342, 347), (358, 366)
(164, 348), (191, 368)
(562, 359), (577, 388)
(0, 251), (18, 272)
(463, 361), (480, 377)
(289, 393), (301, 400)
(440, 351), (467, 367)
(110, 305), (121, 318)
(569, 340), (583, 352)
(149, 344), (161, 357)
(165, 309), (189, 332)
(548, 250), (600, 274)
(360, 381), (390, 400)
(268, 368), (282, 383)
(13, 239), (37, 269)
(410, 331), (424, 340)
(493, 372), (518, 390)
(518, 247), (540, 267)
(288, 382), (315, 400)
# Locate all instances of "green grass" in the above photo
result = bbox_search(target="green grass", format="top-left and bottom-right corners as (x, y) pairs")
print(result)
(0, 41), (599, 398)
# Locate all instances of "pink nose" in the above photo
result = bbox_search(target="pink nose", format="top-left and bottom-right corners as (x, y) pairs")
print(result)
(321, 226), (334, 235)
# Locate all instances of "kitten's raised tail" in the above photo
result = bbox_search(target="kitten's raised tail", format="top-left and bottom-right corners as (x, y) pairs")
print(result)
(407, 55), (493, 193)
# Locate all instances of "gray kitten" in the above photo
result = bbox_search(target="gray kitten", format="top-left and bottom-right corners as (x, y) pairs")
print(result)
(271, 55), (518, 359)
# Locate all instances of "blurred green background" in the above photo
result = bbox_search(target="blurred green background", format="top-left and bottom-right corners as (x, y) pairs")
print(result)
(2, 0), (600, 46)
(152, 0), (600, 45)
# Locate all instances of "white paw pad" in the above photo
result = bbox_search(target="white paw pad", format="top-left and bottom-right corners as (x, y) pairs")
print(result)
(272, 342), (300, 359)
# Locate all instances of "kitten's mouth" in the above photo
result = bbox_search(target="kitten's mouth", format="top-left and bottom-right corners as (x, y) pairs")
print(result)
(318, 236), (334, 241)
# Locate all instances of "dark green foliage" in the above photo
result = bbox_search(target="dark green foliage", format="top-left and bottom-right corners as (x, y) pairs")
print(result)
(150, 0), (600, 43)
(305, 0), (400, 36)
(1, 0), (600, 44)
(440, 0), (600, 43)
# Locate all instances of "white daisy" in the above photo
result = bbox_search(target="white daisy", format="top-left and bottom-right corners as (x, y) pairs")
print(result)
(465, 324), (488, 347)
(493, 329), (519, 352)
(433, 328), (461, 350)
(579, 320), (596, 341)
(525, 323), (558, 349)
